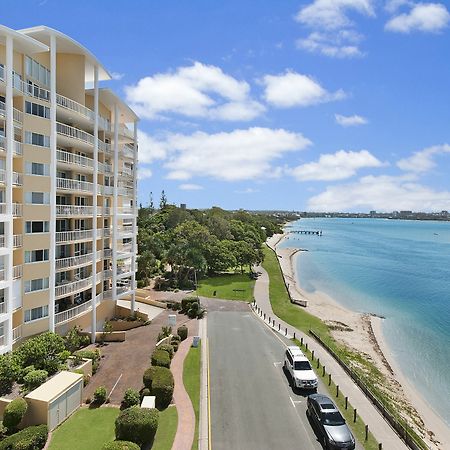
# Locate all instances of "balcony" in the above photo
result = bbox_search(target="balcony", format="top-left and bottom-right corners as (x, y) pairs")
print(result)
(13, 203), (22, 217)
(56, 93), (95, 122)
(121, 145), (135, 159)
(13, 172), (22, 186)
(0, 136), (22, 156)
(13, 265), (22, 279)
(0, 269), (4, 281)
(54, 293), (104, 326)
(0, 302), (6, 315)
(56, 177), (94, 193)
(13, 234), (22, 248)
(55, 249), (107, 271)
(56, 229), (93, 243)
(117, 206), (134, 215)
(12, 325), (22, 343)
(57, 149), (94, 171)
(55, 276), (93, 298)
(56, 204), (93, 216)
(0, 169), (5, 184)
(101, 185), (114, 196)
(57, 122), (94, 149)
(0, 100), (23, 124)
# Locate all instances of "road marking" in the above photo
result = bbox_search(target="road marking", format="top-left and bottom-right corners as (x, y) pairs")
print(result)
(108, 373), (122, 399)
(207, 338), (212, 450)
(273, 361), (282, 367)
(290, 396), (296, 408)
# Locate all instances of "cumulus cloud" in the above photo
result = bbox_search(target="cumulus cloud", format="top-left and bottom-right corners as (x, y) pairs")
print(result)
(386, 3), (450, 33)
(179, 184), (204, 190)
(385, 0), (413, 13)
(307, 174), (450, 211)
(138, 167), (152, 180)
(110, 72), (124, 80)
(335, 113), (368, 126)
(158, 127), (311, 182)
(137, 130), (169, 164)
(295, 0), (376, 29)
(397, 144), (450, 172)
(290, 150), (383, 181)
(125, 61), (264, 121)
(296, 31), (364, 58)
(262, 71), (345, 108)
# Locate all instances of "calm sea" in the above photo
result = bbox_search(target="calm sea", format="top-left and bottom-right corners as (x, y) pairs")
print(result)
(281, 218), (450, 426)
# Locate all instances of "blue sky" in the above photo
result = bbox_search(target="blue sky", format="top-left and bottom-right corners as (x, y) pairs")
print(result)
(4, 0), (450, 211)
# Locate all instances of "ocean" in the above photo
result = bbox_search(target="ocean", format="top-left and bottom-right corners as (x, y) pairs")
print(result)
(281, 218), (450, 426)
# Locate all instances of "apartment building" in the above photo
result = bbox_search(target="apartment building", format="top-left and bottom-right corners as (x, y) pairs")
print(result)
(0, 25), (138, 353)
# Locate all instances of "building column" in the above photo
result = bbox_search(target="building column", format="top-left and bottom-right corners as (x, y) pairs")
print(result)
(48, 33), (57, 333)
(131, 120), (138, 313)
(5, 35), (14, 352)
(91, 66), (99, 343)
(112, 104), (119, 301)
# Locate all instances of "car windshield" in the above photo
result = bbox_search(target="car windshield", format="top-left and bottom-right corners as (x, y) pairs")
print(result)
(322, 411), (345, 426)
(294, 361), (311, 370)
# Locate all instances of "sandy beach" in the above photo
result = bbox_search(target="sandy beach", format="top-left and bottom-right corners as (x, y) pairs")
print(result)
(267, 232), (450, 450)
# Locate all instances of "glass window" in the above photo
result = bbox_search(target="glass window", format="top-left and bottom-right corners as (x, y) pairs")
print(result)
(24, 305), (49, 322)
(25, 162), (50, 176)
(25, 131), (50, 148)
(24, 277), (49, 293)
(25, 249), (49, 263)
(25, 221), (49, 233)
(25, 192), (50, 205)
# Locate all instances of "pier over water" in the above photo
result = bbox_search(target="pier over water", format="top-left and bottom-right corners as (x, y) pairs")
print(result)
(288, 230), (323, 236)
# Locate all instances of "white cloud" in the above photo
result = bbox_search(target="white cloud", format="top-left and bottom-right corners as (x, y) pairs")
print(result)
(159, 127), (311, 182)
(295, 0), (376, 29)
(179, 184), (203, 191)
(397, 144), (450, 172)
(138, 167), (152, 180)
(290, 150), (383, 181)
(111, 72), (124, 80)
(262, 71), (345, 108)
(385, 0), (413, 13)
(386, 3), (450, 33)
(125, 61), (264, 121)
(137, 130), (169, 164)
(307, 174), (450, 211)
(297, 31), (364, 58)
(234, 188), (260, 194)
(335, 113), (368, 126)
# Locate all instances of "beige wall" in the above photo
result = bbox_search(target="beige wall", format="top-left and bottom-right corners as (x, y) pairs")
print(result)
(56, 54), (85, 104)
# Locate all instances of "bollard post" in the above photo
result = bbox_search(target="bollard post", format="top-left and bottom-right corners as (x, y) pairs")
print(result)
(345, 397), (348, 410)
(285, 327), (287, 336)
(278, 324), (280, 331)
(264, 313), (266, 320)
(322, 366), (325, 377)
(317, 358), (320, 368)
(328, 374), (331, 386)
(300, 337), (303, 346)
(336, 385), (339, 397)
(365, 425), (368, 441)
(353, 408), (357, 423)
(379, 444), (382, 450)
(306, 342), (308, 351)
(293, 332), (296, 340)
(311, 350), (314, 361)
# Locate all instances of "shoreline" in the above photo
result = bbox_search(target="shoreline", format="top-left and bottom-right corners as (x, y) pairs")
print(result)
(267, 232), (450, 450)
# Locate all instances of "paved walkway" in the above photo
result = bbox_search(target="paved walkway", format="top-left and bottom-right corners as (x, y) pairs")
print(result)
(117, 299), (165, 320)
(253, 264), (409, 450)
(172, 336), (196, 450)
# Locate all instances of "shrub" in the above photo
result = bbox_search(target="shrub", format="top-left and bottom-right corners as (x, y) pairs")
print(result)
(170, 335), (181, 343)
(140, 388), (151, 401)
(152, 367), (174, 410)
(172, 342), (179, 353)
(143, 366), (164, 389)
(177, 325), (188, 341)
(151, 349), (170, 369)
(74, 349), (101, 374)
(115, 406), (159, 446)
(94, 386), (107, 405)
(64, 326), (91, 353)
(181, 297), (198, 312)
(157, 326), (172, 342)
(0, 354), (19, 396)
(0, 424), (48, 450)
(74, 369), (90, 387)
(122, 388), (140, 409)
(157, 344), (174, 359)
(14, 332), (66, 375)
(3, 398), (28, 431)
(0, 421), (7, 440)
(102, 441), (140, 450)
(23, 369), (48, 392)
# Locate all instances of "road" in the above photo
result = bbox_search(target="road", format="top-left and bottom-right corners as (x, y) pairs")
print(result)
(206, 298), (362, 450)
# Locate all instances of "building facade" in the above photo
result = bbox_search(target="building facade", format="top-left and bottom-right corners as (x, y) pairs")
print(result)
(0, 25), (138, 353)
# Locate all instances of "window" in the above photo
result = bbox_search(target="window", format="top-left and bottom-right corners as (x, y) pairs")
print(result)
(25, 56), (50, 87)
(25, 162), (50, 176)
(25, 249), (49, 263)
(24, 305), (49, 322)
(25, 131), (50, 148)
(25, 221), (49, 233)
(25, 192), (50, 205)
(25, 101), (50, 119)
(24, 277), (49, 293)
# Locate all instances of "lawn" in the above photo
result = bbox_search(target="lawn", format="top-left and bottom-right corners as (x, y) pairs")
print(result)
(196, 273), (255, 301)
(48, 407), (119, 450)
(152, 406), (178, 450)
(183, 345), (201, 450)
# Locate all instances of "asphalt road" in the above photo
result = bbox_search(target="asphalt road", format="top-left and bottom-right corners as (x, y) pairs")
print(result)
(208, 301), (323, 450)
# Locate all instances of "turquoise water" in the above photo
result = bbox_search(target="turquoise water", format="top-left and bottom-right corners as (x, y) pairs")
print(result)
(281, 218), (450, 426)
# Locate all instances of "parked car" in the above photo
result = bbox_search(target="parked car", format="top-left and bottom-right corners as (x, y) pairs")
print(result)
(283, 345), (318, 390)
(307, 393), (355, 450)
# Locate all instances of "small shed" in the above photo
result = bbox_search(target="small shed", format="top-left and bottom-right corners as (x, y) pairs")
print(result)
(25, 371), (83, 431)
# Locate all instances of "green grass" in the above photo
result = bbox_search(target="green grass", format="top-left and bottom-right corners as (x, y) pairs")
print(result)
(48, 407), (120, 450)
(183, 345), (201, 450)
(196, 273), (255, 302)
(152, 406), (178, 450)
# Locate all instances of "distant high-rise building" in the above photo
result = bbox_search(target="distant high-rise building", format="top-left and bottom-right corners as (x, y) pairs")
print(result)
(0, 25), (138, 353)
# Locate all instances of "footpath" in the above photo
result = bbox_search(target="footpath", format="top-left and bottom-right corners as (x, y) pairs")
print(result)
(253, 263), (409, 450)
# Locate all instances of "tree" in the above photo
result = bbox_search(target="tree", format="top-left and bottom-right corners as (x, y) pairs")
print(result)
(149, 191), (154, 211)
(159, 190), (167, 209)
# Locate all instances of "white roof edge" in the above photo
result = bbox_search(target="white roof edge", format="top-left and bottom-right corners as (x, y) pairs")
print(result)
(0, 24), (49, 53)
(87, 87), (139, 122)
(18, 25), (111, 81)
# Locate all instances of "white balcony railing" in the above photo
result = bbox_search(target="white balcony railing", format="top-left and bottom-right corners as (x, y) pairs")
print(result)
(13, 234), (22, 248)
(56, 177), (93, 193)
(55, 294), (104, 326)
(0, 100), (23, 124)
(13, 172), (22, 186)
(0, 236), (4, 247)
(57, 122), (94, 146)
(102, 185), (114, 196)
(0, 269), (5, 281)
(0, 302), (6, 315)
(13, 265), (22, 279)
(56, 205), (93, 216)
(13, 203), (22, 217)
(99, 140), (111, 154)
(56, 93), (95, 121)
(0, 169), (5, 184)
(121, 145), (135, 159)
(12, 325), (22, 343)
(55, 250), (106, 271)
(14, 140), (23, 156)
(56, 229), (93, 243)
(117, 206), (134, 215)
(55, 276), (93, 298)
(57, 149), (94, 169)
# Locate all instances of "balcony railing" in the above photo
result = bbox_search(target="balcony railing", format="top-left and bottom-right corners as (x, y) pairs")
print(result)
(99, 140), (111, 154)
(55, 293), (104, 326)
(0, 100), (23, 123)
(12, 172), (22, 186)
(117, 265), (132, 275)
(56, 205), (93, 216)
(102, 185), (114, 196)
(12, 325), (22, 343)
(56, 177), (93, 193)
(14, 140), (23, 156)
(56, 250), (106, 271)
(56, 93), (95, 121)
(0, 302), (6, 315)
(55, 276), (93, 298)
(0, 169), (5, 184)
(121, 145), (135, 159)
(13, 265), (22, 279)
(56, 229), (93, 243)
(57, 149), (94, 169)
(57, 122), (94, 146)
(13, 234), (22, 248)
(13, 203), (22, 217)
(117, 206), (134, 215)
(0, 269), (5, 281)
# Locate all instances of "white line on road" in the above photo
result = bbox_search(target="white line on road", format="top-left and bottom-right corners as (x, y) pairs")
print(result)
(273, 361), (282, 367)
(290, 396), (296, 408)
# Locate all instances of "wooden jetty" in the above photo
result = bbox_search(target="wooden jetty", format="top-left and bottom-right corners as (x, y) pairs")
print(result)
(288, 230), (323, 236)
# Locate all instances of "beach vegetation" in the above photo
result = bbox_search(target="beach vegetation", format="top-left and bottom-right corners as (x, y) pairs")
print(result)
(115, 406), (159, 446)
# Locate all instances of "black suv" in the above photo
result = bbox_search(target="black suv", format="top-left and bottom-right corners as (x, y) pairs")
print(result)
(307, 394), (355, 449)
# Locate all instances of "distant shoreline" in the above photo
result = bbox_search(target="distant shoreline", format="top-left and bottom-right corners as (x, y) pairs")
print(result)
(267, 231), (450, 449)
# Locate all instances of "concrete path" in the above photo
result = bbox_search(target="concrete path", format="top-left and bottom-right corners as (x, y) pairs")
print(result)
(172, 336), (196, 450)
(117, 299), (165, 320)
(253, 264), (409, 450)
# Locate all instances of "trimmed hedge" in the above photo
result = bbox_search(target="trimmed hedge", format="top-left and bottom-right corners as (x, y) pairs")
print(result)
(140, 388), (151, 401)
(23, 369), (48, 392)
(151, 349), (171, 369)
(143, 366), (159, 389)
(122, 388), (140, 409)
(94, 386), (107, 404)
(73, 349), (101, 373)
(102, 441), (140, 450)
(151, 367), (174, 410)
(0, 424), (48, 450)
(177, 325), (188, 341)
(172, 342), (179, 353)
(3, 398), (28, 431)
(115, 406), (159, 446)
(157, 344), (174, 359)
